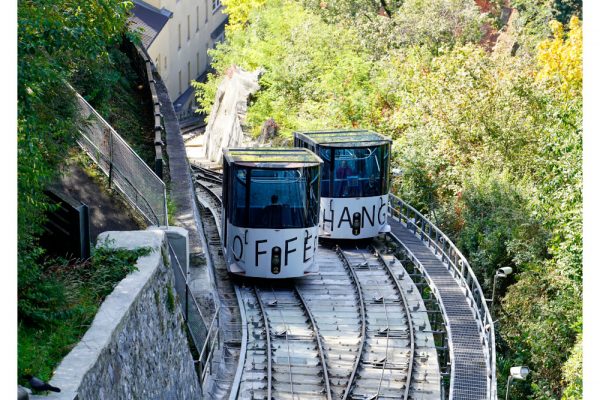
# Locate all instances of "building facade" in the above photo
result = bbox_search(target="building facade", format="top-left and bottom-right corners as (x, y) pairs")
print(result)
(130, 0), (227, 117)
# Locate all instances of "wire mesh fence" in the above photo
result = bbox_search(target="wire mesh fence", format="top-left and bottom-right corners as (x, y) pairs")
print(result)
(169, 243), (209, 349)
(169, 242), (221, 390)
(74, 92), (168, 226)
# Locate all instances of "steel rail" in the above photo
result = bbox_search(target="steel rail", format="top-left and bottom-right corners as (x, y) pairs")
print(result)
(357, 247), (392, 400)
(335, 245), (367, 400)
(194, 178), (223, 204)
(371, 245), (415, 400)
(253, 286), (273, 400)
(269, 287), (296, 398)
(191, 165), (224, 186)
(228, 285), (248, 400)
(295, 286), (333, 400)
(191, 165), (224, 182)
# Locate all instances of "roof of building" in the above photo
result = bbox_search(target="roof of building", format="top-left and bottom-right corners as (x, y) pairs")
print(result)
(128, 0), (172, 49)
(224, 148), (323, 168)
(294, 130), (392, 148)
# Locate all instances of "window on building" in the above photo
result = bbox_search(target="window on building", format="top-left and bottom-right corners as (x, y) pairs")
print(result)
(187, 61), (191, 85)
(156, 56), (160, 73)
(179, 70), (182, 95)
(196, 6), (199, 32)
(212, 0), (222, 12)
(178, 24), (181, 49)
(196, 52), (200, 75)
(205, 42), (210, 68)
(164, 56), (167, 70)
(187, 15), (190, 41)
(205, 0), (208, 22)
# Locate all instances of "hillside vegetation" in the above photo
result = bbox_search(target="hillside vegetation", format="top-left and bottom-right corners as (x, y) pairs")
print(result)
(195, 0), (582, 398)
(17, 0), (154, 384)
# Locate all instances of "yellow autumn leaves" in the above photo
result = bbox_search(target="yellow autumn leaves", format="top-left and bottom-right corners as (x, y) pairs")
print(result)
(537, 16), (582, 98)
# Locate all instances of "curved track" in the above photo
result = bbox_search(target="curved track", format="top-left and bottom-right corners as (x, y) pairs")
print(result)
(193, 167), (421, 400)
(337, 246), (415, 399)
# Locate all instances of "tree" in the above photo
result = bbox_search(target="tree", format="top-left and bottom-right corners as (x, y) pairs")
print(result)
(18, 0), (133, 324)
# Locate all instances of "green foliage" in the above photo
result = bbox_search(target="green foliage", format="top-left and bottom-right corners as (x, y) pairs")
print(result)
(18, 0), (135, 327)
(18, 245), (150, 383)
(166, 285), (175, 313)
(561, 333), (583, 399)
(86, 245), (151, 298)
(17, 0), (152, 385)
(304, 0), (488, 54)
(222, 0), (266, 29)
(196, 0), (376, 136)
(552, 0), (582, 24)
(302, 0), (404, 20)
(452, 169), (546, 289)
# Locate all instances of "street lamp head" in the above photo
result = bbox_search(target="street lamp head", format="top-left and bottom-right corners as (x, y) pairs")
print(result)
(510, 366), (530, 380)
(496, 267), (513, 278)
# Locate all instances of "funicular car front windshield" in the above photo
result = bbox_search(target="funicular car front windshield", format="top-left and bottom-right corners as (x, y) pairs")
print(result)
(319, 145), (389, 198)
(230, 165), (319, 228)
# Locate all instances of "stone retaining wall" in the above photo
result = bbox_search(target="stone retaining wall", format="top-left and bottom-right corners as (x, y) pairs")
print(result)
(32, 230), (201, 400)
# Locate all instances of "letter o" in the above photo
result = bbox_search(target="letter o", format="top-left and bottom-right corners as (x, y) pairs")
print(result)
(233, 235), (243, 261)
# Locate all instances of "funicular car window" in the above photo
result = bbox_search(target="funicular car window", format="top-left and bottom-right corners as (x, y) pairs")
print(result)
(230, 166), (319, 229)
(332, 146), (385, 198)
(319, 147), (332, 197)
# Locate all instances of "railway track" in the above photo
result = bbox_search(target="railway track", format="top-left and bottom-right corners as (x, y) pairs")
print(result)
(192, 166), (436, 400)
(235, 284), (332, 399)
(336, 245), (415, 399)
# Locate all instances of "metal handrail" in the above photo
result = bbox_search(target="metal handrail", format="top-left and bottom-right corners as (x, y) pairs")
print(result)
(77, 135), (163, 226)
(388, 193), (497, 399)
(198, 305), (221, 381)
(75, 92), (165, 184)
(168, 241), (220, 390)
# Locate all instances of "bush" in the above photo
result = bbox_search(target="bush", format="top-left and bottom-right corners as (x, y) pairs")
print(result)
(18, 245), (151, 384)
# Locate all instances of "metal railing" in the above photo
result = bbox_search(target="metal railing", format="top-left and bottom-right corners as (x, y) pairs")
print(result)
(168, 242), (221, 390)
(388, 193), (497, 399)
(75, 92), (168, 226)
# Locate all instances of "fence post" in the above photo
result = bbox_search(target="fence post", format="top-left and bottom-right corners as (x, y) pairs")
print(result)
(108, 130), (114, 188)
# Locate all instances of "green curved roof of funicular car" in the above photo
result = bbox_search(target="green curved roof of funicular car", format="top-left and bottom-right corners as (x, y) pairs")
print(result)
(223, 148), (323, 168)
(293, 129), (392, 147)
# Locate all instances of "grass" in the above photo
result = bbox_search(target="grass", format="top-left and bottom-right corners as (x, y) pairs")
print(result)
(17, 245), (151, 386)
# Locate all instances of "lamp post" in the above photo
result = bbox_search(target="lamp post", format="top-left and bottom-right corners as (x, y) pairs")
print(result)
(506, 366), (530, 400)
(490, 267), (513, 318)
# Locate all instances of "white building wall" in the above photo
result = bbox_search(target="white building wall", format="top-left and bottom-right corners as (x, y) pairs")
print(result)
(146, 0), (226, 104)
